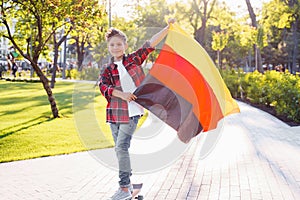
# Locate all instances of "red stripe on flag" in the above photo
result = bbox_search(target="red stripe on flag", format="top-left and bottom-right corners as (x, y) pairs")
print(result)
(149, 44), (224, 131)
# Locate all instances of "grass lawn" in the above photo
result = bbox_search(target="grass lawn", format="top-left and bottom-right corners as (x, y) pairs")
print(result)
(0, 80), (114, 163)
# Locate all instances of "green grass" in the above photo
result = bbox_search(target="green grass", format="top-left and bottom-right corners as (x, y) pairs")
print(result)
(0, 80), (114, 163)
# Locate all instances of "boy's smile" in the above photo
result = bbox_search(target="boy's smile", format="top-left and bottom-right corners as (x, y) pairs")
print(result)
(108, 36), (128, 61)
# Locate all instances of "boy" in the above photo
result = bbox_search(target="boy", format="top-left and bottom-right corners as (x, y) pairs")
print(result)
(99, 19), (175, 200)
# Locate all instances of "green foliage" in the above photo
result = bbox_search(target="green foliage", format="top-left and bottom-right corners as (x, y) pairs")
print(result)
(219, 68), (245, 98)
(272, 72), (300, 121)
(221, 69), (300, 122)
(260, 0), (299, 70)
(212, 31), (229, 51)
(69, 0), (107, 55)
(79, 67), (100, 81)
(243, 70), (265, 103)
(256, 26), (268, 49)
(128, 0), (174, 61)
(65, 68), (78, 79)
(240, 25), (257, 48)
(132, 0), (172, 28)
(262, 0), (300, 30)
(65, 68), (101, 81)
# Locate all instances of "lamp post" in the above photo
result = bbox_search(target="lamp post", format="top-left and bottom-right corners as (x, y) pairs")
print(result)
(62, 35), (67, 79)
(108, 0), (112, 27)
(62, 18), (70, 79)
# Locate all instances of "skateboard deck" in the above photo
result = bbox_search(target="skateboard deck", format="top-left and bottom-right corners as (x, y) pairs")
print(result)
(132, 183), (143, 200)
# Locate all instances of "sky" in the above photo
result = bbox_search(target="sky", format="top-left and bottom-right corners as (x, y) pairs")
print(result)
(108, 0), (270, 19)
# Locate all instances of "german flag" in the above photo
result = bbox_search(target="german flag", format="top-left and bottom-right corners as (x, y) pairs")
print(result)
(134, 24), (240, 143)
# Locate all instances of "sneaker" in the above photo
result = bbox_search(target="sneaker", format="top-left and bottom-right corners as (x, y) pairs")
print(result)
(110, 188), (132, 200)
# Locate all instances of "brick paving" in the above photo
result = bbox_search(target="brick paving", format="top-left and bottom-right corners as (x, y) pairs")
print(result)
(0, 101), (299, 200)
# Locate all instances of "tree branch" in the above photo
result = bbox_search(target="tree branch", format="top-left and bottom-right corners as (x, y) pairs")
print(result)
(207, 0), (217, 19)
(2, 17), (31, 62)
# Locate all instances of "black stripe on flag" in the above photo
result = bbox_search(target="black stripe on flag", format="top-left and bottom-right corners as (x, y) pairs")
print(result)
(134, 75), (203, 143)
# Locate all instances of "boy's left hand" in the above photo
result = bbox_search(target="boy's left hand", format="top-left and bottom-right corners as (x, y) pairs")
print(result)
(168, 18), (176, 25)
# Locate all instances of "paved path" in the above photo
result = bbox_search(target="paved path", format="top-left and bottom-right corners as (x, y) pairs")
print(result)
(0, 101), (299, 200)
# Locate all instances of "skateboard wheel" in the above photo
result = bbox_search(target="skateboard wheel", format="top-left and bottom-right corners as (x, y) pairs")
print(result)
(137, 195), (143, 200)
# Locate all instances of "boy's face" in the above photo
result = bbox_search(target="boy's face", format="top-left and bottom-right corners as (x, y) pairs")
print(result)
(107, 36), (128, 61)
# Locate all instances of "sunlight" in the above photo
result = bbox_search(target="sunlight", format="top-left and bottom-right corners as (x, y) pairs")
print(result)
(107, 0), (270, 20)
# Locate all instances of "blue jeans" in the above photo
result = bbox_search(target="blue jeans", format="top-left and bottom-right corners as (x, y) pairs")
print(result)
(110, 115), (140, 188)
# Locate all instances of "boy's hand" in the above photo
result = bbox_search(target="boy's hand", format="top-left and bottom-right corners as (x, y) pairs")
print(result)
(121, 92), (137, 102)
(168, 18), (176, 25)
(112, 89), (137, 102)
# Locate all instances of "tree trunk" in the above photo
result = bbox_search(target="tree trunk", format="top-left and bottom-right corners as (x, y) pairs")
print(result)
(217, 50), (221, 68)
(51, 33), (58, 89)
(254, 44), (263, 71)
(248, 49), (252, 70)
(291, 17), (299, 74)
(32, 61), (60, 118)
(195, 23), (206, 47)
(245, 0), (264, 73)
(255, 44), (263, 71)
(192, 0), (217, 48)
(76, 38), (85, 71)
(50, 46), (59, 89)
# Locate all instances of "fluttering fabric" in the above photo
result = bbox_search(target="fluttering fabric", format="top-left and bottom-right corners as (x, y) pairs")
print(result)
(134, 24), (240, 143)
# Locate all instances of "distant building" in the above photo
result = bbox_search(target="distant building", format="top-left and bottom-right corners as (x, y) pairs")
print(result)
(0, 26), (9, 59)
(1, 18), (17, 59)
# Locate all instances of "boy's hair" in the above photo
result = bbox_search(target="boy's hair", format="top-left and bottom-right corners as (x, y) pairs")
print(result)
(105, 28), (127, 43)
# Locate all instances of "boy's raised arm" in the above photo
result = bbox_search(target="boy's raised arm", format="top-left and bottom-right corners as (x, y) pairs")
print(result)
(149, 18), (176, 48)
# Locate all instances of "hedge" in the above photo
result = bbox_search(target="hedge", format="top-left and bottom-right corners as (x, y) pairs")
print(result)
(220, 69), (300, 122)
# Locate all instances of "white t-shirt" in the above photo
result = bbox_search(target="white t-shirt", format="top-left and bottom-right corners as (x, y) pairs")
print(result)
(115, 60), (144, 117)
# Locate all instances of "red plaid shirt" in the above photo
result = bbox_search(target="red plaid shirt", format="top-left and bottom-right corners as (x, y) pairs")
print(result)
(99, 41), (155, 123)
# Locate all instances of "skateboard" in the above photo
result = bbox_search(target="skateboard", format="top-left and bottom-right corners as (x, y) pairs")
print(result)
(132, 183), (143, 200)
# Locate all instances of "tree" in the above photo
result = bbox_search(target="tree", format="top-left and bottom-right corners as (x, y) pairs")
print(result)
(0, 0), (65, 118)
(245, 0), (264, 72)
(239, 25), (257, 70)
(188, 0), (217, 47)
(129, 0), (174, 62)
(48, 1), (74, 88)
(212, 31), (229, 68)
(209, 2), (238, 68)
(50, 21), (72, 88)
(68, 0), (106, 71)
(0, 0), (106, 117)
(261, 0), (299, 73)
(285, 0), (299, 74)
(132, 0), (171, 28)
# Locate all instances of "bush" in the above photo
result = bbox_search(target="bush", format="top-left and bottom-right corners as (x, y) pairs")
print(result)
(273, 72), (300, 121)
(79, 67), (100, 81)
(219, 68), (244, 98)
(66, 69), (78, 79)
(243, 70), (265, 104)
(221, 69), (300, 123)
